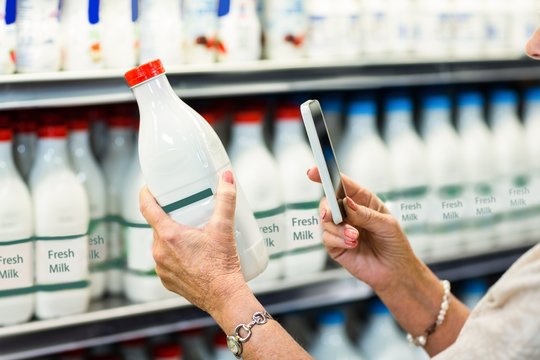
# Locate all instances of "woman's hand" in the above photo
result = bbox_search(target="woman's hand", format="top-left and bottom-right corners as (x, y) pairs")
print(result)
(307, 167), (421, 294)
(139, 170), (248, 315)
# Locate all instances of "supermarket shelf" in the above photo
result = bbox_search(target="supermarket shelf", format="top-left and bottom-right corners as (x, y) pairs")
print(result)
(0, 57), (539, 110)
(0, 244), (533, 360)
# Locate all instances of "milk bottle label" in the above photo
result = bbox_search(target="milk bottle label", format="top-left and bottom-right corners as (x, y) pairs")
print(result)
(505, 175), (532, 218)
(88, 218), (107, 272)
(0, 0), (16, 74)
(124, 222), (156, 275)
(307, 13), (335, 57)
(184, 0), (217, 59)
(390, 186), (429, 235)
(35, 236), (89, 288)
(430, 185), (467, 233)
(0, 241), (33, 293)
(255, 206), (286, 259)
(266, 0), (305, 54)
(470, 183), (497, 229)
(285, 201), (322, 254)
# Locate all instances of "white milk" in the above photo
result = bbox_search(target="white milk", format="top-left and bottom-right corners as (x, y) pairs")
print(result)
(100, 0), (136, 69)
(0, 128), (34, 326)
(15, 0), (61, 73)
(102, 116), (133, 295)
(229, 109), (286, 281)
(122, 134), (173, 303)
(30, 125), (90, 319)
(139, 0), (183, 66)
(483, 0), (511, 58)
(490, 89), (532, 248)
(217, 0), (261, 62)
(272, 104), (325, 278)
(310, 310), (363, 360)
(305, 0), (338, 59)
(457, 92), (498, 254)
(13, 118), (37, 181)
(524, 87), (540, 241)
(384, 95), (431, 260)
(264, 0), (306, 61)
(125, 60), (268, 281)
(422, 94), (468, 260)
(0, 0), (16, 74)
(68, 119), (108, 300)
(60, 0), (103, 71)
(183, 0), (218, 64)
(340, 96), (393, 200)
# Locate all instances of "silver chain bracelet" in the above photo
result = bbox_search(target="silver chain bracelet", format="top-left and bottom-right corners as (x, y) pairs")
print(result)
(227, 311), (273, 358)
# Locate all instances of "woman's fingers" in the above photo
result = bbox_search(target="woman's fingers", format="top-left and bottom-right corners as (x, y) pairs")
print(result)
(322, 225), (359, 249)
(343, 196), (395, 233)
(140, 186), (184, 238)
(307, 166), (322, 183)
(209, 170), (237, 235)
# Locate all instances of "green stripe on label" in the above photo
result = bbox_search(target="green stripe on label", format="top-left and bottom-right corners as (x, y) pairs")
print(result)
(89, 217), (108, 233)
(126, 268), (158, 277)
(90, 262), (109, 272)
(269, 251), (288, 260)
(161, 188), (214, 214)
(403, 224), (428, 235)
(0, 237), (33, 246)
(394, 186), (430, 199)
(122, 219), (152, 228)
(437, 185), (464, 199)
(254, 205), (286, 219)
(286, 201), (320, 210)
(0, 286), (34, 298)
(107, 257), (125, 269)
(34, 233), (88, 241)
(36, 280), (89, 292)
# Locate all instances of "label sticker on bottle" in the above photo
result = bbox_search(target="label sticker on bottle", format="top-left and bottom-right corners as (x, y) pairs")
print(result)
(389, 186), (430, 235)
(88, 218), (107, 272)
(429, 185), (467, 234)
(0, 240), (33, 294)
(284, 201), (322, 254)
(124, 223), (156, 276)
(255, 205), (286, 260)
(470, 183), (498, 228)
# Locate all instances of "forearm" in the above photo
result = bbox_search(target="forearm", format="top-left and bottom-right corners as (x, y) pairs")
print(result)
(376, 258), (470, 357)
(210, 285), (312, 360)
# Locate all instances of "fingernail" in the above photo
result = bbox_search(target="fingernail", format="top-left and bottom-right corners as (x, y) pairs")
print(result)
(346, 197), (358, 211)
(344, 238), (358, 248)
(321, 208), (327, 221)
(223, 170), (234, 185)
(306, 168), (311, 176)
(344, 227), (359, 241)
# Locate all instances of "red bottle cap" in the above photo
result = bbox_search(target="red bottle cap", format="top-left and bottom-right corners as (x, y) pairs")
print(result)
(234, 109), (264, 124)
(213, 333), (228, 348)
(0, 114), (10, 128)
(69, 118), (90, 131)
(39, 125), (67, 138)
(276, 104), (300, 121)
(125, 59), (165, 88)
(109, 116), (133, 128)
(153, 344), (183, 359)
(200, 111), (216, 125)
(0, 128), (12, 141)
(14, 120), (37, 133)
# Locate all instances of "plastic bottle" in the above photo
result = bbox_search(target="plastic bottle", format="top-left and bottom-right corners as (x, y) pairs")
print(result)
(30, 124), (90, 319)
(102, 116), (133, 295)
(100, 0), (137, 69)
(413, 0), (453, 59)
(310, 310), (363, 360)
(459, 278), (488, 310)
(305, 0), (338, 59)
(386, 0), (415, 58)
(0, 0), (16, 74)
(213, 333), (235, 360)
(457, 92), (498, 254)
(152, 344), (183, 360)
(88, 109), (108, 163)
(490, 89), (532, 248)
(15, 0), (61, 73)
(139, 0), (183, 66)
(334, 0), (361, 59)
(183, 0), (218, 64)
(68, 117), (108, 300)
(60, 0), (102, 71)
(524, 87), (540, 240)
(125, 60), (268, 281)
(340, 96), (393, 201)
(272, 104), (325, 278)
(361, 0), (389, 58)
(13, 116), (37, 181)
(217, 0), (261, 62)
(122, 129), (173, 303)
(264, 0), (306, 61)
(483, 0), (511, 58)
(384, 95), (431, 260)
(229, 108), (286, 281)
(319, 94), (344, 152)
(0, 126), (34, 326)
(451, 0), (484, 58)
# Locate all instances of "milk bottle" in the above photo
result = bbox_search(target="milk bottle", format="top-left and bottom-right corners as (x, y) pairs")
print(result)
(0, 0), (16, 74)
(524, 87), (540, 240)
(68, 118), (108, 299)
(457, 92), (498, 254)
(13, 116), (37, 181)
(229, 109), (286, 281)
(305, 0), (338, 59)
(272, 104), (325, 278)
(311, 310), (363, 360)
(88, 109), (108, 163)
(217, 0), (261, 62)
(30, 124), (90, 319)
(384, 95), (431, 260)
(361, 0), (390, 58)
(319, 94), (344, 153)
(100, 0), (137, 69)
(413, 0), (453, 59)
(483, 0), (511, 58)
(422, 93), (468, 260)
(264, 0), (306, 61)
(183, 0), (217, 64)
(125, 59), (268, 281)
(102, 116), (133, 295)
(451, 0), (484, 58)
(0, 127), (34, 326)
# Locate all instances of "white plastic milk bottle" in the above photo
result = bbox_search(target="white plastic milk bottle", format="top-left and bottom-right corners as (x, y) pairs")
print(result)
(30, 124), (90, 319)
(68, 118), (108, 300)
(15, 0), (61, 73)
(183, 0), (218, 64)
(413, 0), (453, 59)
(0, 0), (16, 74)
(125, 59), (268, 281)
(304, 0), (338, 59)
(217, 0), (261, 62)
(100, 0), (137, 69)
(229, 109), (286, 281)
(102, 116), (133, 295)
(122, 131), (174, 303)
(362, 0), (390, 58)
(0, 127), (34, 326)
(138, 0), (183, 66)
(272, 104), (325, 278)
(524, 87), (540, 240)
(457, 92), (498, 254)
(384, 95), (431, 260)
(451, 0), (484, 59)
(422, 94), (468, 260)
(60, 0), (103, 71)
(490, 89), (532, 247)
(483, 0), (511, 58)
(13, 117), (37, 181)
(311, 310), (363, 360)
(264, 0), (306, 61)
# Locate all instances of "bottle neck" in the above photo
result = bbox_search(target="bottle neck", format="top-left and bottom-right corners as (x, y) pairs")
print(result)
(319, 323), (347, 339)
(231, 123), (264, 148)
(69, 130), (92, 158)
(491, 103), (518, 127)
(457, 105), (485, 132)
(346, 115), (377, 138)
(274, 121), (304, 144)
(524, 102), (540, 123)
(132, 74), (178, 114)
(385, 111), (415, 141)
(101, 0), (132, 14)
(422, 109), (453, 136)
(61, 0), (88, 17)
(108, 128), (133, 152)
(35, 138), (70, 169)
(0, 141), (16, 174)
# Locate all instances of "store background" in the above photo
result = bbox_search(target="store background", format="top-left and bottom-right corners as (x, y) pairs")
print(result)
(1, 0), (540, 359)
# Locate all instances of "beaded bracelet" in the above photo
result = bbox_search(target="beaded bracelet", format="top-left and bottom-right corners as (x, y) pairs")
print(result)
(407, 280), (451, 347)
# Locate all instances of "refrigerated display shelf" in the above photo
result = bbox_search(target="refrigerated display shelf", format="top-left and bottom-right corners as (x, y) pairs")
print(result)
(0, 57), (539, 110)
(0, 244), (532, 360)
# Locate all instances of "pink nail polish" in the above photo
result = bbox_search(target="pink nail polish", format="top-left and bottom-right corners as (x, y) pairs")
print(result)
(223, 170), (234, 185)
(321, 208), (327, 221)
(344, 227), (359, 240)
(344, 238), (358, 247)
(346, 197), (358, 211)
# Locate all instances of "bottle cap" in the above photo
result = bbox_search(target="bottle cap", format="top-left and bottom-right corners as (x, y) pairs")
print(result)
(385, 96), (412, 113)
(370, 298), (390, 315)
(423, 95), (451, 110)
(88, 108), (106, 121)
(152, 344), (183, 359)
(109, 116), (133, 128)
(275, 104), (300, 121)
(39, 125), (67, 138)
(214, 333), (228, 348)
(0, 128), (12, 141)
(125, 59), (166, 88)
(318, 310), (346, 325)
(491, 89), (518, 104)
(69, 118), (90, 131)
(319, 94), (344, 113)
(234, 109), (264, 124)
(348, 96), (376, 116)
(461, 279), (488, 296)
(14, 120), (37, 133)
(458, 91), (483, 107)
(525, 87), (540, 102)
(0, 114), (10, 128)
(42, 113), (64, 126)
(200, 111), (216, 125)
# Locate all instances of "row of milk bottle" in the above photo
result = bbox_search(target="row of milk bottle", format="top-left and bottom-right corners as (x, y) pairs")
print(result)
(337, 88), (540, 261)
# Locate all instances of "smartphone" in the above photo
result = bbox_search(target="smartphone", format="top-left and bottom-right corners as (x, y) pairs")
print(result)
(300, 99), (347, 224)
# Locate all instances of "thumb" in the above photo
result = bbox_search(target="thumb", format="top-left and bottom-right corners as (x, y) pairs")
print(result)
(209, 170), (237, 232)
(343, 197), (393, 233)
